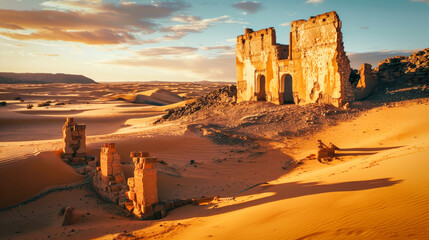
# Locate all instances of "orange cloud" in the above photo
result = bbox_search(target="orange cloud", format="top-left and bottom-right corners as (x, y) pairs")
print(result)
(0, 1), (188, 45)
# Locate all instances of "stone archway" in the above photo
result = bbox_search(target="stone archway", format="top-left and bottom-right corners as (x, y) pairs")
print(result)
(256, 75), (266, 101)
(281, 74), (294, 104)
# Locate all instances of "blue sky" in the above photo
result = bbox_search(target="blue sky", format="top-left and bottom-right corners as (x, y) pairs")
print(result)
(0, 0), (428, 82)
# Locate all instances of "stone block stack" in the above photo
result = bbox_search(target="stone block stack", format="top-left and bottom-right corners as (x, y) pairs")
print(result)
(62, 117), (86, 164)
(93, 143), (127, 204)
(126, 152), (159, 218)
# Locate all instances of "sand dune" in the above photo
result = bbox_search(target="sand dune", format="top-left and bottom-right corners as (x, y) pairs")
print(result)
(130, 101), (429, 240)
(0, 82), (428, 240)
(110, 88), (185, 105)
(0, 150), (82, 209)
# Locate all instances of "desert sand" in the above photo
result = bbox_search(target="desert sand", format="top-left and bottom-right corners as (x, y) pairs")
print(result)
(0, 82), (428, 240)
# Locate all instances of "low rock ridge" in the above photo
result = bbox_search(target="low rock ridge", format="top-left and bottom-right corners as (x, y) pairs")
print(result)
(0, 72), (97, 84)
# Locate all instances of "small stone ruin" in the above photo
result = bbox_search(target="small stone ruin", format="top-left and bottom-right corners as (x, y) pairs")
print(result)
(92, 143), (128, 205)
(62, 117), (87, 164)
(126, 152), (159, 218)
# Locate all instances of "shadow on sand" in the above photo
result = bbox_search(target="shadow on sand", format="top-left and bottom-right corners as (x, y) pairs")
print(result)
(165, 177), (403, 221)
(334, 145), (403, 157)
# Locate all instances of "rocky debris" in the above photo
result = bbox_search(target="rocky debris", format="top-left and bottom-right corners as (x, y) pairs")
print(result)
(154, 85), (237, 124)
(62, 206), (75, 226)
(353, 48), (429, 100)
(376, 49), (429, 86)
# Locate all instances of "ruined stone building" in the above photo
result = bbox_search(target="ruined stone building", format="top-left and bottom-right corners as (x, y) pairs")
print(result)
(236, 11), (354, 107)
(93, 143), (127, 204)
(126, 152), (159, 218)
(62, 117), (86, 164)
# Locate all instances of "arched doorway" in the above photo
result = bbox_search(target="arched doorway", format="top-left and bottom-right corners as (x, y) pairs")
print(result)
(281, 74), (293, 104)
(256, 75), (266, 101)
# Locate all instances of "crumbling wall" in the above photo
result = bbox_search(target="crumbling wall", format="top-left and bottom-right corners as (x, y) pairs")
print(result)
(235, 11), (353, 107)
(236, 28), (283, 104)
(290, 11), (352, 107)
(126, 152), (158, 218)
(356, 63), (377, 100)
(92, 143), (127, 205)
(62, 117), (86, 164)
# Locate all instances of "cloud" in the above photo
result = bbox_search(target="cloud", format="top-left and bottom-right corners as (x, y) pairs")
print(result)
(361, 26), (369, 30)
(100, 45), (236, 81)
(137, 46), (198, 56)
(0, 0), (188, 45)
(162, 15), (233, 33)
(347, 49), (422, 69)
(305, 0), (324, 4)
(411, 0), (429, 4)
(34, 53), (60, 57)
(280, 22), (290, 27)
(232, 1), (262, 14)
(103, 54), (235, 81)
(200, 45), (234, 51)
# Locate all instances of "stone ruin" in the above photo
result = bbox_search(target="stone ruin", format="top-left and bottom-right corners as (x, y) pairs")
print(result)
(355, 48), (429, 99)
(236, 11), (354, 107)
(125, 152), (159, 218)
(92, 143), (128, 205)
(62, 117), (87, 164)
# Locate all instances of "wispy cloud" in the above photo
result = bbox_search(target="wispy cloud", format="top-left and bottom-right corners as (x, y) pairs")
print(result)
(305, 0), (324, 4)
(411, 0), (429, 4)
(137, 46), (198, 56)
(280, 22), (290, 27)
(161, 15), (235, 33)
(232, 1), (262, 14)
(100, 45), (236, 80)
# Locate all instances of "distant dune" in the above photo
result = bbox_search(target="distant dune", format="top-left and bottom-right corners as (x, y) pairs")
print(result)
(0, 72), (96, 84)
(110, 88), (184, 105)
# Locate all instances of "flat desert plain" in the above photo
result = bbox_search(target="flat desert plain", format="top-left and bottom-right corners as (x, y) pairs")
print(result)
(0, 82), (428, 240)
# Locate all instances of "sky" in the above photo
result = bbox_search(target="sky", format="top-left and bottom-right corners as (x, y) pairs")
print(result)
(0, 0), (428, 82)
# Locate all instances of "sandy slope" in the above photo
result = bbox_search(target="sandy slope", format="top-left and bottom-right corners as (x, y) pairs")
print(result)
(102, 100), (429, 240)
(0, 151), (82, 208)
(0, 82), (428, 240)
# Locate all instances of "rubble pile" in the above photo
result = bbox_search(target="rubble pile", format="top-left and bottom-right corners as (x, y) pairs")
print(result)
(155, 85), (237, 123)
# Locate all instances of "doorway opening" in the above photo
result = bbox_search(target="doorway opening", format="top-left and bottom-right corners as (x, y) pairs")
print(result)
(281, 74), (294, 104)
(256, 75), (266, 101)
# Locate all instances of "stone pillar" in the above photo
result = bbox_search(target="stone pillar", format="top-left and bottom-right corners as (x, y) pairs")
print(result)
(127, 152), (158, 217)
(100, 143), (123, 183)
(62, 117), (86, 163)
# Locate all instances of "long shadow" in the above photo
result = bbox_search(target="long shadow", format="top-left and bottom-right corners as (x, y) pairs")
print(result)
(165, 178), (403, 221)
(339, 146), (403, 152)
(335, 152), (376, 157)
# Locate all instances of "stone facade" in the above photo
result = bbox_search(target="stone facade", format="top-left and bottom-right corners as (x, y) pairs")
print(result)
(126, 152), (158, 218)
(93, 143), (127, 204)
(236, 11), (354, 107)
(62, 117), (86, 164)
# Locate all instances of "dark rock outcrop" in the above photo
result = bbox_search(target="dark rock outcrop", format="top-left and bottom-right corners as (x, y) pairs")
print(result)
(155, 85), (237, 123)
